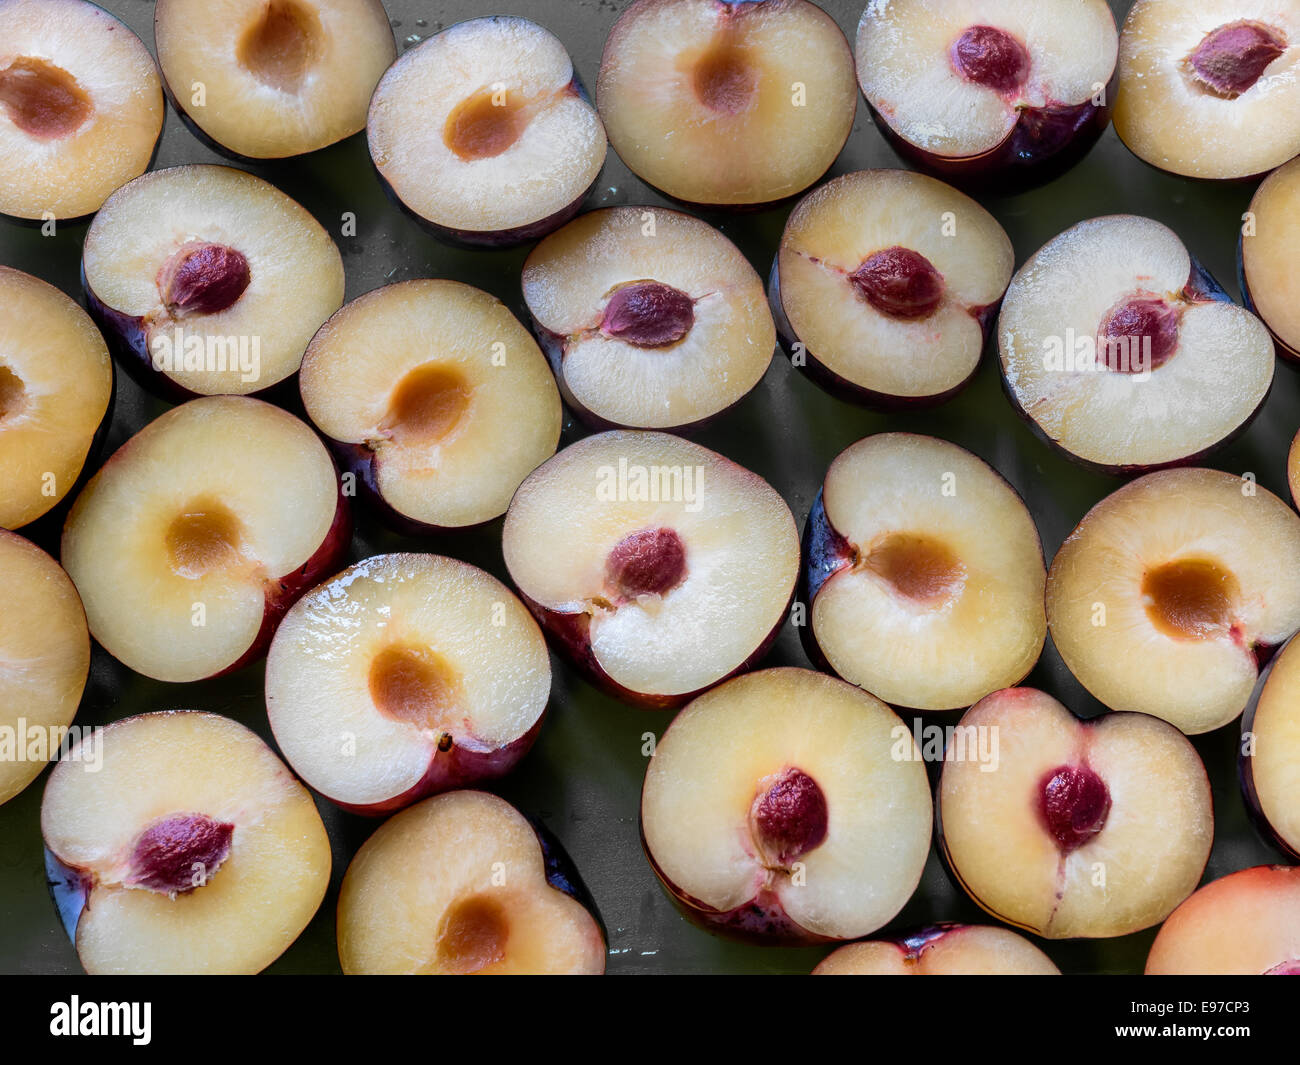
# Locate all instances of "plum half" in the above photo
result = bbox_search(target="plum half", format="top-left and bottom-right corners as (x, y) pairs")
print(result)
(1047, 468), (1300, 734)
(83, 165), (344, 400)
(813, 924), (1060, 975)
(771, 169), (1014, 407)
(856, 0), (1118, 190)
(61, 396), (350, 683)
(521, 206), (775, 430)
(0, 266), (112, 530)
(154, 0), (396, 159)
(803, 433), (1046, 711)
(337, 790), (605, 974)
(502, 430), (799, 709)
(641, 668), (932, 944)
(1146, 865), (1300, 975)
(41, 711), (331, 974)
(1241, 156), (1300, 362)
(1240, 634), (1300, 859)
(938, 688), (1213, 939)
(596, 0), (856, 208)
(300, 279), (561, 532)
(1114, 0), (1300, 180)
(266, 554), (551, 815)
(999, 215), (1273, 473)
(367, 16), (606, 247)
(0, 0), (163, 220)
(0, 530), (88, 805)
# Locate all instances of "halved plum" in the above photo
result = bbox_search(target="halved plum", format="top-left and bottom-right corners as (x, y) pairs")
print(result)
(813, 924), (1060, 975)
(521, 206), (774, 430)
(1241, 634), (1300, 859)
(772, 169), (1014, 407)
(154, 0), (396, 159)
(83, 165), (344, 399)
(1241, 156), (1300, 361)
(596, 0), (856, 207)
(0, 267), (112, 530)
(300, 279), (561, 532)
(367, 16), (606, 246)
(0, 0), (163, 220)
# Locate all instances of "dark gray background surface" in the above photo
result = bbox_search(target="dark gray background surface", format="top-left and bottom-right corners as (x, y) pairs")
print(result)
(0, 0), (1287, 974)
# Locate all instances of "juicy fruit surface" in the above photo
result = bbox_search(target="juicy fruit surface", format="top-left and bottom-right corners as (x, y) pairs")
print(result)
(0, 267), (112, 529)
(814, 925), (1060, 975)
(776, 170), (1013, 400)
(0, 0), (163, 219)
(299, 279), (561, 528)
(522, 206), (775, 428)
(939, 689), (1213, 939)
(41, 712), (330, 974)
(597, 0), (857, 204)
(83, 165), (345, 396)
(1047, 468), (1300, 734)
(999, 216), (1273, 469)
(1243, 157), (1300, 356)
(1245, 636), (1300, 857)
(0, 531), (88, 804)
(641, 668), (932, 940)
(1146, 866), (1300, 974)
(811, 434), (1045, 710)
(1114, 0), (1300, 179)
(60, 397), (341, 682)
(155, 0), (396, 158)
(857, 0), (1118, 157)
(368, 16), (605, 234)
(337, 791), (605, 974)
(266, 554), (550, 809)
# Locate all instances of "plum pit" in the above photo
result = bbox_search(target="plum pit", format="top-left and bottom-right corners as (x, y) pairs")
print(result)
(951, 26), (1030, 94)
(865, 533), (965, 606)
(127, 813), (234, 896)
(383, 364), (471, 445)
(1142, 558), (1239, 640)
(1187, 21), (1287, 99)
(1098, 297), (1180, 372)
(369, 644), (462, 731)
(605, 527), (687, 599)
(165, 504), (245, 579)
(237, 0), (323, 93)
(600, 282), (696, 347)
(850, 247), (945, 321)
(436, 893), (509, 974)
(1039, 765), (1110, 853)
(0, 366), (26, 421)
(0, 57), (93, 139)
(749, 767), (828, 867)
(444, 88), (528, 161)
(692, 38), (758, 115)
(158, 242), (252, 317)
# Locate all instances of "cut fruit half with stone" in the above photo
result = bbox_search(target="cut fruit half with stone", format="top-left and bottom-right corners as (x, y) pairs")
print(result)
(813, 924), (1060, 975)
(521, 206), (774, 430)
(999, 215), (1273, 472)
(61, 396), (349, 683)
(0, 0), (163, 220)
(83, 164), (344, 399)
(938, 687), (1213, 939)
(804, 433), (1046, 710)
(367, 16), (606, 246)
(266, 554), (551, 815)
(641, 668), (932, 943)
(154, 0), (396, 159)
(502, 430), (799, 709)
(41, 710), (331, 974)
(299, 279), (561, 532)
(337, 790), (605, 974)
(1046, 468), (1300, 734)
(772, 169), (1014, 407)
(0, 267), (113, 530)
